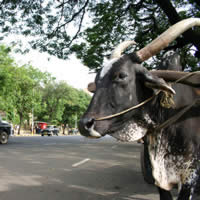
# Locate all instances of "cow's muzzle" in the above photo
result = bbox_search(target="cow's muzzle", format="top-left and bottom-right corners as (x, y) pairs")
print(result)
(78, 117), (102, 138)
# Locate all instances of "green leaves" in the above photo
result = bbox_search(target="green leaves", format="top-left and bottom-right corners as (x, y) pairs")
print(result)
(0, 0), (200, 71)
(61, 89), (91, 128)
(0, 44), (91, 128)
(37, 80), (91, 127)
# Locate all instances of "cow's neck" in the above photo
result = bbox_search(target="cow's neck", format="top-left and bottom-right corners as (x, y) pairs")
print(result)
(146, 127), (198, 191)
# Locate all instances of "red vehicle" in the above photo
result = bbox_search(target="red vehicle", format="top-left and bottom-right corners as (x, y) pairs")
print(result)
(35, 122), (47, 134)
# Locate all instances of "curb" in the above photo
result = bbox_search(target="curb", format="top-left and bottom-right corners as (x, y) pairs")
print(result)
(12, 134), (40, 137)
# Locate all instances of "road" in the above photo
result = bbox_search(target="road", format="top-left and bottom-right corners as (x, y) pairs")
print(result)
(0, 135), (197, 200)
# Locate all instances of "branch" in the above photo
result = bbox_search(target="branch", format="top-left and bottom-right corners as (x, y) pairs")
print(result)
(155, 0), (180, 24)
(56, 0), (68, 8)
(48, 0), (89, 43)
(67, 4), (86, 47)
(155, 0), (200, 58)
(56, 0), (65, 29)
(56, 0), (78, 9)
(192, 0), (200, 8)
(127, 0), (146, 12)
(56, 0), (89, 31)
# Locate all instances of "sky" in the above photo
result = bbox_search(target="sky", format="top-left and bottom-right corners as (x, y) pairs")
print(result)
(2, 34), (96, 90)
(12, 50), (96, 90)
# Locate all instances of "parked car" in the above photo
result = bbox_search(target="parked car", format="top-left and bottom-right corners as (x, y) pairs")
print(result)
(0, 116), (13, 144)
(68, 128), (79, 135)
(41, 125), (59, 136)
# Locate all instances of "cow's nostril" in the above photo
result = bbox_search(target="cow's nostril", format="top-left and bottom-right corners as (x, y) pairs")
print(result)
(78, 117), (96, 137)
(79, 117), (101, 138)
(85, 118), (94, 129)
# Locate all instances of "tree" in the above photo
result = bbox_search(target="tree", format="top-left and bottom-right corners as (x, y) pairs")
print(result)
(0, 45), (51, 133)
(0, 45), (17, 121)
(61, 89), (91, 134)
(0, 44), (90, 134)
(38, 80), (74, 123)
(0, 0), (200, 71)
(37, 79), (91, 134)
(12, 65), (49, 134)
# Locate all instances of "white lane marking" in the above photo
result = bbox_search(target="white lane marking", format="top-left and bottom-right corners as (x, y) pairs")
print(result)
(44, 143), (57, 145)
(72, 158), (91, 167)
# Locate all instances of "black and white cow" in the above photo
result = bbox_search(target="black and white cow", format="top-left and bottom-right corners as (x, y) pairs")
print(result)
(141, 51), (184, 185)
(79, 18), (200, 200)
(157, 51), (183, 71)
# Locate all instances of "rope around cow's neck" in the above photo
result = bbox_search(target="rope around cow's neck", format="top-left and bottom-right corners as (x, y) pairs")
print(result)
(94, 71), (200, 121)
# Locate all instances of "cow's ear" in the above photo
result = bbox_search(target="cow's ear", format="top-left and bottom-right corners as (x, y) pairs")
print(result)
(144, 73), (175, 94)
(88, 82), (96, 93)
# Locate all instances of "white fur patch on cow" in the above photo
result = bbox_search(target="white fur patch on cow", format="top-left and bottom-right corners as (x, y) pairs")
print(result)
(100, 58), (119, 79)
(110, 114), (154, 142)
(111, 120), (147, 142)
(149, 147), (181, 190)
(148, 133), (198, 191)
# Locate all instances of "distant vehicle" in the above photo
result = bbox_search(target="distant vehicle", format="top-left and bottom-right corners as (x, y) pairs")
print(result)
(41, 125), (59, 136)
(69, 128), (79, 135)
(0, 116), (13, 144)
(35, 122), (48, 134)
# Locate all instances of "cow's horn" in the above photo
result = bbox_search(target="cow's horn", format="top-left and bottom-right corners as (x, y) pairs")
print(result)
(136, 18), (200, 62)
(111, 40), (136, 59)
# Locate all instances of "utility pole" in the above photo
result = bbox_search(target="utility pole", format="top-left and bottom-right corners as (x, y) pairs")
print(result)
(32, 107), (34, 135)
(75, 113), (77, 129)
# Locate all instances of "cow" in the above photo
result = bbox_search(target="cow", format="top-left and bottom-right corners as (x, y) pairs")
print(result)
(157, 51), (183, 71)
(78, 18), (200, 200)
(141, 51), (184, 185)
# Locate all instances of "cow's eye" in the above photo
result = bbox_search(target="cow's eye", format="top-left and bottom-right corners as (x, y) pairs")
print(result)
(118, 72), (128, 80)
(113, 72), (128, 82)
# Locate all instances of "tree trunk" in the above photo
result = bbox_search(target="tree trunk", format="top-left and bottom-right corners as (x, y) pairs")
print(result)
(18, 114), (23, 135)
(156, 0), (200, 56)
(62, 124), (67, 135)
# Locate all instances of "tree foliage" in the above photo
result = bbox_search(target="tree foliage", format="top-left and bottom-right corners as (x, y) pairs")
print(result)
(0, 44), (91, 133)
(0, 0), (200, 71)
(61, 89), (91, 129)
(38, 80), (73, 122)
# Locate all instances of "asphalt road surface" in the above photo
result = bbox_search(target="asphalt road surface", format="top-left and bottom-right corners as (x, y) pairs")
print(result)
(0, 135), (199, 200)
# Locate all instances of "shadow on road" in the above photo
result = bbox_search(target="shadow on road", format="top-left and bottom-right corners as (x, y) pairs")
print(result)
(0, 136), (191, 200)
